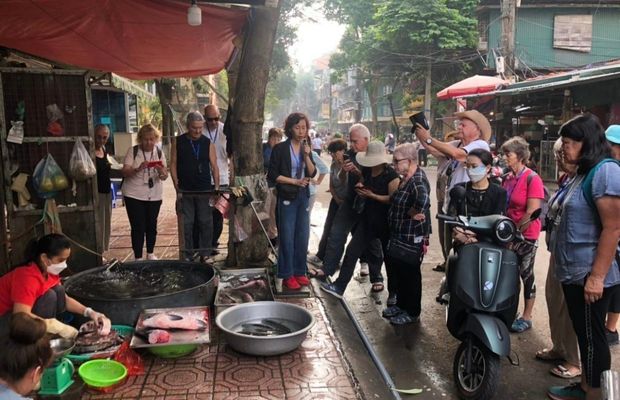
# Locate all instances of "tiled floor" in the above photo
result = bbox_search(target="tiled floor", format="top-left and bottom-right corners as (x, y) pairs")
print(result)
(81, 298), (359, 400)
(83, 182), (360, 399)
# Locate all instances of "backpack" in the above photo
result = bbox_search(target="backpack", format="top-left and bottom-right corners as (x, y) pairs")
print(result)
(581, 158), (620, 265)
(526, 170), (550, 230)
(582, 158), (620, 221)
(121, 145), (163, 187)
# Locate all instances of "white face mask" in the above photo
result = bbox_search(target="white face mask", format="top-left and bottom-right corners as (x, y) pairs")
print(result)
(47, 261), (67, 276)
(466, 165), (488, 183)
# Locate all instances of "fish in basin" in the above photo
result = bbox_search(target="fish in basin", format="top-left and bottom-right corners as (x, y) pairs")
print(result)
(142, 313), (207, 331)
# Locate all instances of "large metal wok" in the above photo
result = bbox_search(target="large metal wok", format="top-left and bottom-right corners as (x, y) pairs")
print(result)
(64, 260), (216, 326)
(216, 301), (314, 356)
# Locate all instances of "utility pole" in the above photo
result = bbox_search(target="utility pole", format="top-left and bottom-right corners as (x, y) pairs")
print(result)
(500, 0), (517, 79)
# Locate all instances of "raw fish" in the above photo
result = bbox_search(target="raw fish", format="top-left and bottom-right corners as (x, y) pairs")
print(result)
(148, 329), (171, 344)
(142, 313), (207, 331)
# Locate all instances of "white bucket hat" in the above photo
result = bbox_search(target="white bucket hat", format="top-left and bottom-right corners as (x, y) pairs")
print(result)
(356, 141), (392, 167)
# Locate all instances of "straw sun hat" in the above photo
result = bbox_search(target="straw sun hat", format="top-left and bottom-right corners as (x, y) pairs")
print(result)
(454, 110), (492, 142)
(356, 141), (392, 167)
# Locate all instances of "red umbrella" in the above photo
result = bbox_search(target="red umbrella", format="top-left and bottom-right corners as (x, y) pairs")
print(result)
(437, 75), (507, 100)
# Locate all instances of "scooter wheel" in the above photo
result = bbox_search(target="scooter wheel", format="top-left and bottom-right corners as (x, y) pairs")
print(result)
(453, 337), (500, 400)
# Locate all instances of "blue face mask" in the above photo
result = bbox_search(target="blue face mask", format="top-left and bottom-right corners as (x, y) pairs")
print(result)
(466, 165), (488, 183)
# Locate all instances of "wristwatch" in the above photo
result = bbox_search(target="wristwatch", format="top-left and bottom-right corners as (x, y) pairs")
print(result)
(425, 138), (432, 145)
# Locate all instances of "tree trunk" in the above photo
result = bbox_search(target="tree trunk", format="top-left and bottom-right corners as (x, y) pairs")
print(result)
(156, 79), (175, 145)
(226, 5), (281, 268)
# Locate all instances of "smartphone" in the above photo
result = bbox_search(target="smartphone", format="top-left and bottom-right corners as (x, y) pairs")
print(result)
(409, 112), (430, 130)
(147, 160), (163, 168)
(343, 153), (350, 162)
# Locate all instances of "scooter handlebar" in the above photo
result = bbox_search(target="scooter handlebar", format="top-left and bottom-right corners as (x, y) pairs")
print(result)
(437, 214), (459, 223)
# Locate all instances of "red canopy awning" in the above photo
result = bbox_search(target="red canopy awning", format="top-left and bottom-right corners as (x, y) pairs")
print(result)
(437, 75), (507, 100)
(0, 0), (248, 79)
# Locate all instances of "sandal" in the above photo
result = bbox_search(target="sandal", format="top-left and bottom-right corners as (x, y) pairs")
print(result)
(550, 364), (582, 379)
(308, 268), (327, 280)
(536, 348), (563, 362)
(390, 312), (419, 325)
(371, 283), (384, 293)
(510, 317), (532, 333)
(432, 264), (445, 272)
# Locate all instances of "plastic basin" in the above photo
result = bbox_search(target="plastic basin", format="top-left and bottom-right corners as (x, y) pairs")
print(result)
(148, 344), (198, 358)
(78, 360), (127, 388)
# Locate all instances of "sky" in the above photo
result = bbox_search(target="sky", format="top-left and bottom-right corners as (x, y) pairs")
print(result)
(288, 7), (345, 71)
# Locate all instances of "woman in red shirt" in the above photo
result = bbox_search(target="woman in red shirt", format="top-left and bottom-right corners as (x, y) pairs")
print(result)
(501, 137), (545, 333)
(0, 234), (110, 338)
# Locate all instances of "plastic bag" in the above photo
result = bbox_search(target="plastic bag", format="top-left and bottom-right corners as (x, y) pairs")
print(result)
(46, 104), (64, 136)
(69, 140), (96, 180)
(113, 341), (145, 376)
(32, 154), (69, 198)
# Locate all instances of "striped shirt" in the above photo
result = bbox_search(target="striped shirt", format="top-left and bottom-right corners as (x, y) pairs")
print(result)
(389, 168), (431, 242)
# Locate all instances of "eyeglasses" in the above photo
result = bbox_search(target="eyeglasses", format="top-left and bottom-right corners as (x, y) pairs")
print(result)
(392, 158), (408, 164)
(206, 117), (220, 122)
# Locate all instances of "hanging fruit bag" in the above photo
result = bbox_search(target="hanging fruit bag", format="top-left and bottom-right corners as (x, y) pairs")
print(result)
(69, 140), (96, 180)
(33, 154), (69, 198)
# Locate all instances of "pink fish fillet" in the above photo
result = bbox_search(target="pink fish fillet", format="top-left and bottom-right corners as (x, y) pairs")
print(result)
(142, 313), (207, 330)
(148, 329), (171, 344)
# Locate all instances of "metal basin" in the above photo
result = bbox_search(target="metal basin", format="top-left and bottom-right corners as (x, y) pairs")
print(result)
(216, 301), (314, 356)
(64, 260), (216, 326)
(50, 338), (75, 362)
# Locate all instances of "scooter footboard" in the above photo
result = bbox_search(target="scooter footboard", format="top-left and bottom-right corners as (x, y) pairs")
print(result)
(459, 314), (511, 357)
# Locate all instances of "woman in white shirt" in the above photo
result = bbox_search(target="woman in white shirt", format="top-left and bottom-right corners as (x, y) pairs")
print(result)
(121, 124), (168, 260)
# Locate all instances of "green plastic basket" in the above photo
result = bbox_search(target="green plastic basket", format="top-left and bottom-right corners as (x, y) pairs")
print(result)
(148, 343), (198, 358)
(66, 325), (134, 364)
(78, 359), (127, 388)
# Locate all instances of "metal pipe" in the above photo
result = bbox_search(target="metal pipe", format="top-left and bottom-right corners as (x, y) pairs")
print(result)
(340, 298), (402, 400)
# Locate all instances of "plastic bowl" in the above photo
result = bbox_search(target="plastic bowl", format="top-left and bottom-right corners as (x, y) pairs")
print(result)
(78, 359), (127, 388)
(148, 344), (198, 358)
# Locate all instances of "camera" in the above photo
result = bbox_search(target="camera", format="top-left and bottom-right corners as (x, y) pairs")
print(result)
(409, 112), (430, 130)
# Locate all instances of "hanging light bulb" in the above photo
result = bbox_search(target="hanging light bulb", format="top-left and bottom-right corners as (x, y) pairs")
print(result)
(187, 0), (202, 26)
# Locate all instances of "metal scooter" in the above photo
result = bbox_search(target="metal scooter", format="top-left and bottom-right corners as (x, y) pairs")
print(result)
(437, 208), (541, 400)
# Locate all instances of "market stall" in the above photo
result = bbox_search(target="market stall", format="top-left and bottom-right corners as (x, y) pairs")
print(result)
(0, 68), (100, 273)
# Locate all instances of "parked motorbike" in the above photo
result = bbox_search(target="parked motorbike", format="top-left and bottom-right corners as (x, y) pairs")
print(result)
(437, 208), (541, 400)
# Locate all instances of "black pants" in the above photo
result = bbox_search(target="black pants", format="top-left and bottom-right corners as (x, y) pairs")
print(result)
(332, 220), (386, 292)
(316, 199), (340, 260)
(124, 196), (162, 258)
(212, 208), (223, 247)
(0, 285), (66, 337)
(563, 283), (620, 388)
(390, 245), (424, 317)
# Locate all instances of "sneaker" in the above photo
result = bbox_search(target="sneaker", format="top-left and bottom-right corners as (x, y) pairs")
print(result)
(307, 255), (323, 266)
(510, 317), (532, 333)
(283, 277), (301, 290)
(547, 382), (586, 400)
(295, 275), (310, 286)
(390, 312), (420, 325)
(387, 293), (397, 306)
(146, 253), (158, 260)
(359, 262), (369, 276)
(382, 305), (403, 318)
(135, 257), (143, 261)
(320, 282), (343, 299)
(606, 328), (619, 346)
